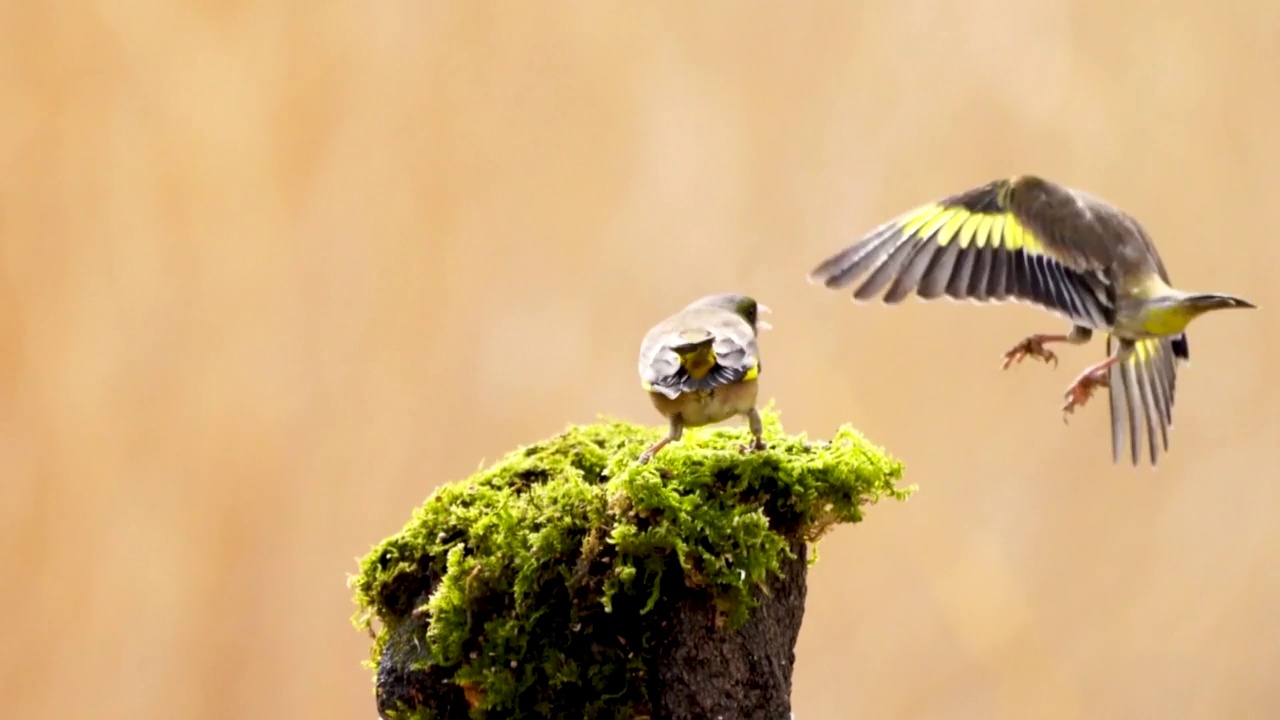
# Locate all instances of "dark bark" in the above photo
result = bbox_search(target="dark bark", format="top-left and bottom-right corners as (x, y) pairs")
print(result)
(374, 539), (808, 719)
(646, 539), (807, 720)
(376, 609), (473, 719)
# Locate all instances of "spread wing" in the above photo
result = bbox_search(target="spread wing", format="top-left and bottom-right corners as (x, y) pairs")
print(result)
(1107, 335), (1183, 466)
(809, 178), (1118, 329)
(639, 315), (760, 400)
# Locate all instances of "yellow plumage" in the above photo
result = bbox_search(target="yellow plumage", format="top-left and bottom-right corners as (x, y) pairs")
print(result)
(893, 203), (1045, 254)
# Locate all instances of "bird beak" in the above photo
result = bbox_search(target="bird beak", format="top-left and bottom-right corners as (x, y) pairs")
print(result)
(1189, 293), (1256, 311)
(757, 303), (772, 331)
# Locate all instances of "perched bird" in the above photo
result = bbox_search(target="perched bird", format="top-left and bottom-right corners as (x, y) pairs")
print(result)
(808, 175), (1254, 465)
(636, 293), (771, 464)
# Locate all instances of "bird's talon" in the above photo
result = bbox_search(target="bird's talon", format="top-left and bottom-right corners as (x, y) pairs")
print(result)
(1060, 372), (1104, 421)
(1001, 338), (1058, 370)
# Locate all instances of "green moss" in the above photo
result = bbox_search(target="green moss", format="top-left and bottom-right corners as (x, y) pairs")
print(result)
(350, 406), (911, 718)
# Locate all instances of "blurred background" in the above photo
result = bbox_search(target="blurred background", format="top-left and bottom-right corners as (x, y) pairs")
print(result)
(3, 2), (1278, 719)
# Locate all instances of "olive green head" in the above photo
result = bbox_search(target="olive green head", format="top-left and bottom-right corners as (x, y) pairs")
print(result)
(684, 293), (771, 332)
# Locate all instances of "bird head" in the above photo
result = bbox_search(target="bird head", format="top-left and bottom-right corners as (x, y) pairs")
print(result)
(685, 293), (771, 332)
(1146, 291), (1256, 334)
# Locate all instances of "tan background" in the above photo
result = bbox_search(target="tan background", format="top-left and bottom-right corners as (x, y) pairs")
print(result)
(3, 2), (1278, 719)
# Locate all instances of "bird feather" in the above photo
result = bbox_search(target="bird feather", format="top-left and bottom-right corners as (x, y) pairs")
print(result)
(639, 309), (761, 399)
(809, 177), (1140, 329)
(1107, 335), (1182, 466)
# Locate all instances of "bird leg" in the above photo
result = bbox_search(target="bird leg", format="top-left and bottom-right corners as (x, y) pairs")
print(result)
(739, 408), (767, 454)
(1060, 354), (1122, 422)
(1002, 334), (1066, 369)
(638, 417), (683, 464)
(1001, 326), (1092, 370)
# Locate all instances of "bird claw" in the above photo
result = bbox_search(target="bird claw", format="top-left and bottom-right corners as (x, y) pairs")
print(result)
(1001, 337), (1059, 370)
(1060, 373), (1107, 423)
(739, 438), (767, 455)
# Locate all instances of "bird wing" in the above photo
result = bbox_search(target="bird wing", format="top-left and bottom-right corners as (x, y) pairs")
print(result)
(809, 178), (1118, 329)
(1072, 187), (1175, 286)
(1107, 334), (1182, 466)
(639, 311), (760, 400)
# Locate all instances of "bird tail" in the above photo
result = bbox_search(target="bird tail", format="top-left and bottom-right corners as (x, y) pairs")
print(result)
(1106, 335), (1179, 466)
(670, 335), (718, 379)
(665, 332), (759, 395)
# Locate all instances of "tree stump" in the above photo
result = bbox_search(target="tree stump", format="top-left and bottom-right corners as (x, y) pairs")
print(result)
(350, 408), (910, 719)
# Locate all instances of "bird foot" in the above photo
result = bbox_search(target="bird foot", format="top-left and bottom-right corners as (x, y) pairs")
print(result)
(1001, 336), (1059, 370)
(637, 439), (669, 465)
(739, 438), (767, 455)
(1061, 371), (1109, 423)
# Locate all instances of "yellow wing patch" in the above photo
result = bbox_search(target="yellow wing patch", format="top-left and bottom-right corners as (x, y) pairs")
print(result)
(895, 204), (1045, 253)
(915, 209), (959, 244)
(945, 213), (984, 248)
(1132, 338), (1155, 363)
(933, 211), (969, 247)
(898, 205), (939, 237)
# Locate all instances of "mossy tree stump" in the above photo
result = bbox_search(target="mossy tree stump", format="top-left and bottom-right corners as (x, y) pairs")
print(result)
(351, 408), (910, 719)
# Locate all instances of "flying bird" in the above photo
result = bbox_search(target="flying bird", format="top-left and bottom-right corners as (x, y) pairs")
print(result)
(636, 293), (770, 464)
(808, 175), (1254, 465)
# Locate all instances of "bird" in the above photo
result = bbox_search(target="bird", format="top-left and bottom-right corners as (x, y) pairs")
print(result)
(636, 293), (771, 464)
(807, 174), (1255, 465)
